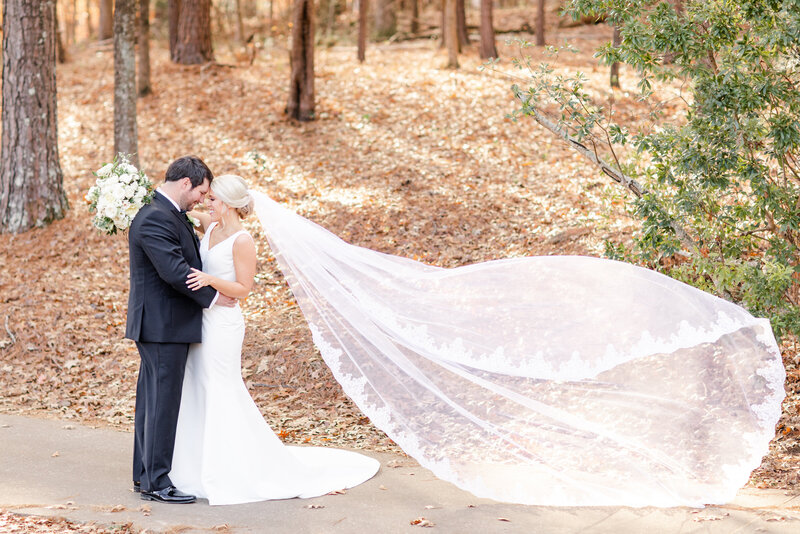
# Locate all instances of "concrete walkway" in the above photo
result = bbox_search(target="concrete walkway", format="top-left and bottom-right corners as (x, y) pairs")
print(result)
(1, 413), (798, 533)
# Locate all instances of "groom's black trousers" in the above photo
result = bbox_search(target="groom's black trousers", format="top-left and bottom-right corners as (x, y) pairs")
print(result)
(133, 341), (189, 492)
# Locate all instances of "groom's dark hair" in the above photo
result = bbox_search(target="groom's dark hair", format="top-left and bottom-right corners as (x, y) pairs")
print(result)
(165, 156), (214, 188)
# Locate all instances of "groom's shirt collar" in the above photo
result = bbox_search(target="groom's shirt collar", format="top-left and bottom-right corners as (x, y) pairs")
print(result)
(156, 188), (182, 212)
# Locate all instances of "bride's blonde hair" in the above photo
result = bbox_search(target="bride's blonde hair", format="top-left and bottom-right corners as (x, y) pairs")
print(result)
(211, 174), (254, 219)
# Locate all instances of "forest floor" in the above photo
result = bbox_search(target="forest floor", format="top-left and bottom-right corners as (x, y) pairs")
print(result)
(0, 14), (797, 531)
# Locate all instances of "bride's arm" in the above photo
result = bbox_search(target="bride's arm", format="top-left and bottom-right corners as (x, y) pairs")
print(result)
(188, 210), (212, 233)
(186, 234), (256, 299)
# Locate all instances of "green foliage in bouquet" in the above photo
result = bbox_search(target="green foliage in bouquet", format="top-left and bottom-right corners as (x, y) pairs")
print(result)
(86, 154), (154, 235)
(510, 0), (800, 339)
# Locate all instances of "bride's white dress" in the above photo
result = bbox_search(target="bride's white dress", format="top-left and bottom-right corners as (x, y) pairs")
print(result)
(170, 222), (380, 505)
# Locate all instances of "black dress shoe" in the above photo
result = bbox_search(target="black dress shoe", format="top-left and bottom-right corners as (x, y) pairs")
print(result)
(132, 481), (141, 493)
(140, 485), (196, 504)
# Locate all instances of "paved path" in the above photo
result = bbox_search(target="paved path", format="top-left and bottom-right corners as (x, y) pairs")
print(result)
(1, 414), (798, 533)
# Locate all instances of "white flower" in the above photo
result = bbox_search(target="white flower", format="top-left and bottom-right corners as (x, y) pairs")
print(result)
(125, 203), (140, 219)
(88, 155), (152, 234)
(96, 163), (114, 177)
(100, 202), (117, 219)
(85, 186), (99, 203)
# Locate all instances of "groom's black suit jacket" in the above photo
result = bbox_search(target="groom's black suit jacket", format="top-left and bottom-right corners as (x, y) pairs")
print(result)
(125, 192), (216, 343)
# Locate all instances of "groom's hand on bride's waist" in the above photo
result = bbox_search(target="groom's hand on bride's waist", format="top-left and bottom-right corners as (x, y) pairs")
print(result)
(216, 294), (238, 308)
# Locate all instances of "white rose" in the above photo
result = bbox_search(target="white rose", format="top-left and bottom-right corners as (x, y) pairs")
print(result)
(96, 163), (114, 177)
(113, 213), (129, 229)
(125, 184), (138, 198)
(108, 182), (125, 199)
(123, 163), (138, 174)
(125, 203), (140, 219)
(85, 186), (99, 202)
(133, 190), (146, 205)
(98, 191), (116, 210)
(101, 202), (118, 219)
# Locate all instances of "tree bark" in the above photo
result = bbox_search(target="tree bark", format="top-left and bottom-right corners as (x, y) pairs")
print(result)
(68, 0), (77, 44)
(410, 0), (419, 34)
(358, 0), (368, 62)
(445, 0), (458, 67)
(479, 0), (497, 59)
(86, 0), (95, 39)
(173, 0), (214, 64)
(56, 5), (69, 63)
(373, 0), (395, 40)
(1, 0), (68, 233)
(99, 0), (113, 40)
(235, 0), (245, 44)
(138, 0), (152, 96)
(610, 25), (621, 88)
(439, 0), (445, 48)
(287, 0), (315, 121)
(169, 0), (181, 61)
(114, 0), (139, 166)
(535, 0), (544, 46)
(456, 0), (468, 48)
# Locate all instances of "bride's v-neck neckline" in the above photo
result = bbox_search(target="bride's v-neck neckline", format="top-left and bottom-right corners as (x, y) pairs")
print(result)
(206, 222), (243, 251)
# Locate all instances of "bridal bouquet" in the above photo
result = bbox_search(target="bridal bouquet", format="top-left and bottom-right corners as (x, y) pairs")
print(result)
(86, 155), (154, 235)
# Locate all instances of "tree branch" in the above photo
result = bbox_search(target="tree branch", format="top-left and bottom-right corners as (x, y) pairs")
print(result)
(524, 105), (697, 250)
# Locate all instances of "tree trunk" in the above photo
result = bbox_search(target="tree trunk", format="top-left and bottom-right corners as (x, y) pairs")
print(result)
(235, 0), (245, 44)
(610, 25), (621, 88)
(138, 0), (152, 96)
(56, 5), (68, 63)
(1, 0), (68, 233)
(287, 0), (315, 121)
(479, 0), (497, 59)
(373, 0), (395, 40)
(535, 0), (544, 46)
(324, 0), (337, 39)
(86, 0), (95, 39)
(67, 0), (77, 45)
(456, 0), (468, 48)
(173, 0), (214, 64)
(114, 0), (139, 166)
(99, 0), (113, 40)
(410, 0), (419, 34)
(358, 0), (368, 62)
(169, 0), (181, 61)
(445, 0), (458, 67)
(439, 0), (444, 48)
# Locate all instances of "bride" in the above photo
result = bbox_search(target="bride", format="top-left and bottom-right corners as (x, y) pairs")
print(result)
(174, 174), (785, 508)
(169, 175), (380, 506)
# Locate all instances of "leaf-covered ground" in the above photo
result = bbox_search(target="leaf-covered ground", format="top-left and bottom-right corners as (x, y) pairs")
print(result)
(0, 16), (797, 502)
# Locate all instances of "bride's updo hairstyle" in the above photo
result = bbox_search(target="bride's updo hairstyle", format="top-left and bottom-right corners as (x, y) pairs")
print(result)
(211, 174), (254, 219)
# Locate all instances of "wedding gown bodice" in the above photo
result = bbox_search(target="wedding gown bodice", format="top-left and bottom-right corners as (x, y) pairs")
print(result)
(199, 222), (246, 284)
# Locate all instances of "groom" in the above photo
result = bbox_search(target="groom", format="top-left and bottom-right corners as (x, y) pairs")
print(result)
(125, 155), (235, 504)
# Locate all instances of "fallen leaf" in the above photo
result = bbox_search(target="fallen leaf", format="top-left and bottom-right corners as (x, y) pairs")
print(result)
(410, 517), (434, 527)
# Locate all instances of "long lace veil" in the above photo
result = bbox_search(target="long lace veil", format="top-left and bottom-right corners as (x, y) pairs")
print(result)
(250, 190), (785, 507)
